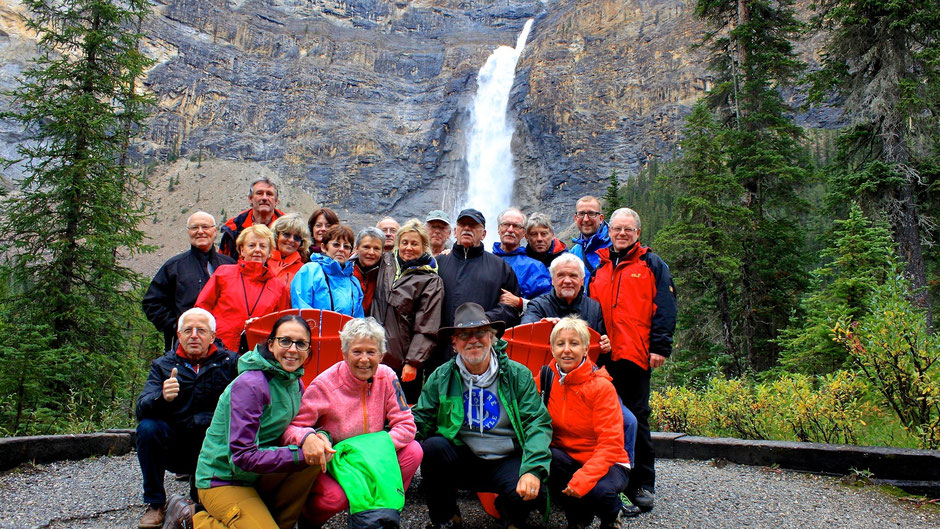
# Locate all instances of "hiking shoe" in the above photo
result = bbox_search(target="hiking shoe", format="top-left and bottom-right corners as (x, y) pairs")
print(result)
(631, 488), (654, 512)
(162, 494), (195, 529)
(619, 492), (642, 517)
(425, 514), (463, 529)
(138, 504), (164, 529)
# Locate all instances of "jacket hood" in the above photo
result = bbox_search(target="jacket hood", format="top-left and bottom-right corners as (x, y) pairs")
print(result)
(393, 250), (437, 277)
(573, 221), (611, 253)
(491, 242), (527, 257)
(310, 252), (354, 277)
(238, 344), (304, 381)
(550, 355), (610, 386)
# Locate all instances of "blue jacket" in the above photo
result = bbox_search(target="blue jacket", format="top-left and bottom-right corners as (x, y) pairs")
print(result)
(290, 254), (365, 317)
(569, 222), (611, 295)
(492, 243), (552, 300)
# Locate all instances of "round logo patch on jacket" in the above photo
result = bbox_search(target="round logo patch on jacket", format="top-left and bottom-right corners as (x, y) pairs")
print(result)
(463, 388), (500, 430)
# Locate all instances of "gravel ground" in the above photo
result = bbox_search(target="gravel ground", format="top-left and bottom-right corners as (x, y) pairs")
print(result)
(0, 454), (937, 529)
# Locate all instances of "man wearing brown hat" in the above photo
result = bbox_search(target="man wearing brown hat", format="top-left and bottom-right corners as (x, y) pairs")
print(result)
(413, 302), (552, 529)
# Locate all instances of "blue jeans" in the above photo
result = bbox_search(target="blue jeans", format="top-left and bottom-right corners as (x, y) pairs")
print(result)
(137, 418), (203, 505)
(622, 403), (637, 466)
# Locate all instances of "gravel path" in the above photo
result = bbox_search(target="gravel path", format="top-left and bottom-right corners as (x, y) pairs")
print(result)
(0, 454), (937, 529)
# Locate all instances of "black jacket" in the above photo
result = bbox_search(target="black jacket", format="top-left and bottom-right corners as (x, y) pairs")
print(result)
(437, 243), (522, 329)
(135, 342), (239, 431)
(521, 288), (607, 335)
(142, 246), (235, 351)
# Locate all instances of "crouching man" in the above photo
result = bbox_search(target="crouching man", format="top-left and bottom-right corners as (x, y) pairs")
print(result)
(413, 302), (552, 529)
(135, 308), (238, 528)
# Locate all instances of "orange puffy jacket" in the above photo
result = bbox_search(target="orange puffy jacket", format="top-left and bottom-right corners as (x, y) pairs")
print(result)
(544, 359), (630, 497)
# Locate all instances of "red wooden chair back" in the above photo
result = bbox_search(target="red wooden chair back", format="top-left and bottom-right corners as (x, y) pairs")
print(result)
(502, 321), (602, 380)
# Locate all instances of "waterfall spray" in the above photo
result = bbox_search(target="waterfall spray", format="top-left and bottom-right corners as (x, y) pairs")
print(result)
(463, 19), (534, 248)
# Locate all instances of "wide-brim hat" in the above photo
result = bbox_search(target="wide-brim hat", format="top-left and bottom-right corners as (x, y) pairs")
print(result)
(438, 302), (506, 340)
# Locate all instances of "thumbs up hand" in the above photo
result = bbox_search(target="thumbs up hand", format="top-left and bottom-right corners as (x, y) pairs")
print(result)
(163, 367), (180, 402)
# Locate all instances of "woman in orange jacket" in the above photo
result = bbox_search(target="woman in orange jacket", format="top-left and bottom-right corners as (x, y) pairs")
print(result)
(543, 317), (632, 529)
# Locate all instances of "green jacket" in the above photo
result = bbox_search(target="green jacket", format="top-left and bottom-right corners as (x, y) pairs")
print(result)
(413, 341), (553, 480)
(328, 431), (404, 528)
(195, 346), (306, 489)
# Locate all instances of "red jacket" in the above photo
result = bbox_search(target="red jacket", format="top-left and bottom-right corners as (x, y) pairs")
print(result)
(352, 258), (381, 316)
(218, 208), (285, 259)
(195, 260), (291, 351)
(544, 359), (629, 497)
(267, 250), (304, 288)
(589, 243), (677, 370)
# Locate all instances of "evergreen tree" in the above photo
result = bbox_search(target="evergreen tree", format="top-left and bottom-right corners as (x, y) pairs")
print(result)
(777, 203), (895, 375)
(695, 0), (811, 370)
(0, 0), (153, 434)
(655, 102), (750, 379)
(603, 169), (622, 218)
(808, 0), (940, 329)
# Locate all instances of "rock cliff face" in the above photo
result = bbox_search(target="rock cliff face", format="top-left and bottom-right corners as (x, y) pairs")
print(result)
(0, 0), (827, 232)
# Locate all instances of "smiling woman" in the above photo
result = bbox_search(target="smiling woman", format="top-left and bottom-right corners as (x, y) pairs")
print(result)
(290, 224), (365, 317)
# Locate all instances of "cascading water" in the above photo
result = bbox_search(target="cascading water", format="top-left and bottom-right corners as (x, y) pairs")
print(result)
(462, 19), (534, 249)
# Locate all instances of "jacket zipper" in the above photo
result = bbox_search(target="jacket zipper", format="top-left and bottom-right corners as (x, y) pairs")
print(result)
(361, 385), (368, 435)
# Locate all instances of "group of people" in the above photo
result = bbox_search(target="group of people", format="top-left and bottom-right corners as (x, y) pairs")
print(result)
(137, 177), (677, 529)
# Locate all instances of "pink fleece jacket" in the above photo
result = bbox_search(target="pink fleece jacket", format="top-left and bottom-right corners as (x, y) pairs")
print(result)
(282, 361), (416, 450)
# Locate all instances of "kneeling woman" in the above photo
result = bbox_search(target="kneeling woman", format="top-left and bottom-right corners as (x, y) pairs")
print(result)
(282, 317), (422, 527)
(544, 317), (631, 529)
(193, 315), (320, 529)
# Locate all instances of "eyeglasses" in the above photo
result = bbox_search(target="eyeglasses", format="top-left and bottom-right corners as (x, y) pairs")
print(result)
(499, 222), (523, 230)
(610, 226), (639, 234)
(279, 232), (303, 243)
(273, 337), (310, 351)
(575, 211), (601, 219)
(328, 241), (353, 251)
(188, 224), (216, 232)
(454, 328), (490, 340)
(180, 327), (211, 337)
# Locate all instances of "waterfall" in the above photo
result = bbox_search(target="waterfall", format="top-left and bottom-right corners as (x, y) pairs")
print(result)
(462, 19), (534, 248)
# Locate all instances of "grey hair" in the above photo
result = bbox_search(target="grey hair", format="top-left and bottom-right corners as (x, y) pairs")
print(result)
(249, 176), (278, 198)
(497, 207), (526, 226)
(525, 212), (553, 234)
(187, 211), (217, 227)
(610, 207), (641, 229)
(339, 317), (387, 356)
(549, 252), (585, 278)
(355, 227), (386, 248)
(177, 307), (217, 332)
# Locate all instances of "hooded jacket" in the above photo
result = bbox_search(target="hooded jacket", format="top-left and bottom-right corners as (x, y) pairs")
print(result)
(142, 246), (235, 351)
(282, 361), (416, 450)
(569, 222), (611, 295)
(412, 342), (553, 480)
(543, 359), (629, 497)
(521, 288), (606, 335)
(492, 243), (553, 300)
(218, 207), (284, 259)
(589, 243), (677, 370)
(290, 253), (365, 317)
(195, 260), (292, 352)
(525, 238), (568, 268)
(195, 346), (307, 489)
(267, 249), (304, 288)
(135, 341), (239, 431)
(371, 251), (444, 371)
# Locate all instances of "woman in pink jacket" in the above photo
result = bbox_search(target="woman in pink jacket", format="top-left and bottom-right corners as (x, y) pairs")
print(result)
(282, 317), (422, 527)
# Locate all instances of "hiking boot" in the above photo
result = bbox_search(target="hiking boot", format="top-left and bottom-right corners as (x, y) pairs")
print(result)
(425, 514), (463, 529)
(619, 492), (642, 517)
(630, 488), (654, 512)
(162, 494), (195, 529)
(138, 504), (164, 529)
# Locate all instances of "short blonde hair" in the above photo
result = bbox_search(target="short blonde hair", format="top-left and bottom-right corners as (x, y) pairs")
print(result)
(550, 316), (591, 347)
(395, 218), (430, 253)
(272, 213), (312, 255)
(236, 224), (275, 254)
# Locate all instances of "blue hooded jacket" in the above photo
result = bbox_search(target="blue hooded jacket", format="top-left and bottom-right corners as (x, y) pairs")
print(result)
(290, 253), (365, 317)
(492, 243), (552, 300)
(569, 221), (611, 296)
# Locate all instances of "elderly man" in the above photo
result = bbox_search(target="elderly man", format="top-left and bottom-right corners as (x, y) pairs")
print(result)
(218, 177), (284, 258)
(569, 196), (611, 294)
(492, 208), (552, 307)
(590, 208), (677, 513)
(135, 308), (238, 528)
(524, 213), (568, 268)
(376, 216), (400, 252)
(426, 209), (452, 256)
(143, 212), (235, 352)
(436, 209), (521, 369)
(414, 303), (552, 529)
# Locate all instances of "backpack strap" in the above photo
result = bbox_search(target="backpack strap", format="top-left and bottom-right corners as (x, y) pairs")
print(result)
(539, 365), (554, 406)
